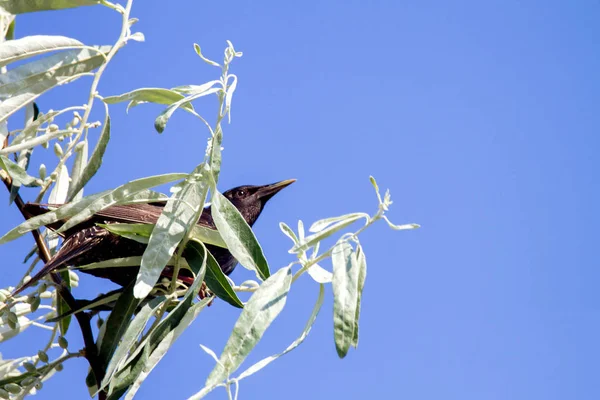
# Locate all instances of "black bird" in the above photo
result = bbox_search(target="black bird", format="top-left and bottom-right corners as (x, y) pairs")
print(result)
(14, 179), (295, 295)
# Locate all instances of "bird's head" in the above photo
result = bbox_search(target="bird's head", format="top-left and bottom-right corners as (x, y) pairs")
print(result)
(222, 179), (296, 226)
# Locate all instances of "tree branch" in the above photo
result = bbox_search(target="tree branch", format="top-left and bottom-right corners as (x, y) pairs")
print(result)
(0, 171), (106, 399)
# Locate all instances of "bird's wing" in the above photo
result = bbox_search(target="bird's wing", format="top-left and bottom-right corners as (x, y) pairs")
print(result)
(94, 203), (216, 229)
(13, 226), (110, 295)
(24, 202), (215, 229)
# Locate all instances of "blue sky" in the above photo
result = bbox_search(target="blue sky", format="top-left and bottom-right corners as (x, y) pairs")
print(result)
(2, 1), (599, 399)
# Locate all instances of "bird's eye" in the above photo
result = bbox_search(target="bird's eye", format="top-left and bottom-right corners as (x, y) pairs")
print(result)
(236, 189), (246, 197)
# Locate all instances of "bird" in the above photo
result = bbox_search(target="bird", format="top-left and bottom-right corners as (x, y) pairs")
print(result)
(13, 179), (295, 295)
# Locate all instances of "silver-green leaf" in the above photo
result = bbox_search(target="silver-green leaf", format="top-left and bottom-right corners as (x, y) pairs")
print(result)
(211, 190), (270, 281)
(332, 241), (359, 358)
(204, 266), (292, 389)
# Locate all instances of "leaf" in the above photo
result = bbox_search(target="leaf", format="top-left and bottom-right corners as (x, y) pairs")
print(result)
(9, 110), (59, 147)
(10, 102), (38, 202)
(0, 155), (39, 191)
(0, 190), (108, 244)
(211, 190), (270, 281)
(56, 270), (71, 335)
(278, 222), (298, 245)
(112, 242), (208, 397)
(224, 75), (237, 122)
(0, 0), (100, 14)
(204, 266), (292, 388)
(68, 139), (88, 201)
(193, 43), (220, 67)
(291, 214), (366, 254)
(128, 32), (145, 42)
(0, 186), (167, 245)
(0, 121), (65, 156)
(0, 35), (84, 68)
(153, 81), (220, 133)
(58, 173), (187, 233)
(46, 289), (123, 323)
(0, 45), (111, 124)
(98, 281), (142, 372)
(49, 164), (69, 205)
(100, 296), (166, 392)
(135, 164), (209, 299)
(352, 243), (367, 348)
(236, 283), (324, 381)
(103, 88), (195, 112)
(124, 297), (211, 400)
(309, 213), (369, 233)
(307, 263), (332, 284)
(382, 215), (420, 230)
(331, 241), (359, 358)
(200, 246), (243, 308)
(67, 111), (110, 201)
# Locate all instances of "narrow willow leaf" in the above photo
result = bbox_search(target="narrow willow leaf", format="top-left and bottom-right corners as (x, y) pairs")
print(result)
(0, 120), (6, 149)
(199, 245), (243, 308)
(0, 125), (66, 155)
(332, 241), (359, 358)
(57, 270), (71, 335)
(291, 215), (365, 254)
(279, 222), (298, 245)
(209, 127), (222, 183)
(171, 85), (212, 95)
(76, 256), (143, 272)
(124, 297), (211, 400)
(236, 283), (324, 381)
(135, 165), (209, 299)
(153, 81), (220, 133)
(107, 346), (149, 400)
(193, 43), (220, 67)
(46, 289), (122, 323)
(0, 189), (167, 245)
(0, 155), (39, 188)
(68, 139), (88, 201)
(98, 282), (142, 371)
(224, 75), (237, 122)
(48, 164), (69, 205)
(0, 45), (111, 124)
(309, 213), (369, 233)
(9, 110), (59, 147)
(58, 173), (187, 233)
(113, 242), (207, 397)
(211, 190), (270, 281)
(352, 244), (367, 348)
(205, 266), (292, 388)
(100, 296), (166, 391)
(307, 263), (333, 284)
(382, 215), (420, 230)
(11, 103), (37, 202)
(0, 190), (108, 244)
(0, 1), (99, 14)
(68, 112), (110, 201)
(128, 32), (144, 42)
(103, 88), (195, 112)
(0, 35), (84, 68)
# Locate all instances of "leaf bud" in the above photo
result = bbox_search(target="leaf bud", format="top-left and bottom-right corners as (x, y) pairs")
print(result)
(4, 383), (21, 394)
(38, 164), (46, 180)
(53, 142), (64, 157)
(58, 336), (68, 349)
(37, 350), (49, 363)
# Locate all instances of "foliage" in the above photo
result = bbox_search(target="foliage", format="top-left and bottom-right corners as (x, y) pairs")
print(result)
(0, 1), (419, 399)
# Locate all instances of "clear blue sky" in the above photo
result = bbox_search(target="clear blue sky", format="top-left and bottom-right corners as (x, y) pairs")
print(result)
(2, 1), (599, 399)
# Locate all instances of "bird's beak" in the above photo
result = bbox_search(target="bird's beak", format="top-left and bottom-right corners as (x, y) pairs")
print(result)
(256, 179), (296, 201)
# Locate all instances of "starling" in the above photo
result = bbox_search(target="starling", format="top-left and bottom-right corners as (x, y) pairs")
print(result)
(14, 179), (295, 295)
